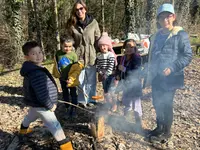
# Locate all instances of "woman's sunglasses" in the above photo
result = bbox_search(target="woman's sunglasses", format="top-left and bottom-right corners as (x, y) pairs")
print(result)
(76, 7), (84, 12)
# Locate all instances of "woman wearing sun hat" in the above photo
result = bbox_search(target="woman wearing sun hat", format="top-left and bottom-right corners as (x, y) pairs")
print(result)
(145, 3), (192, 143)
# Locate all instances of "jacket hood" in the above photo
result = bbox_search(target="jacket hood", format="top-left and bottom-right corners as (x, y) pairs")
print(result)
(20, 61), (42, 76)
(157, 26), (183, 40)
(77, 14), (94, 29)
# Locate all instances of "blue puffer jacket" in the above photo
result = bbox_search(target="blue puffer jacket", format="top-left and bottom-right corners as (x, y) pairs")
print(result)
(146, 26), (192, 90)
(20, 61), (58, 110)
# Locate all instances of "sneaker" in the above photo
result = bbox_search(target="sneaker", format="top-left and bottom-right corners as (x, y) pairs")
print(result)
(150, 133), (172, 143)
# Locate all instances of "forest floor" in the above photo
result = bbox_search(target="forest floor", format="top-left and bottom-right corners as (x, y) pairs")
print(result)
(0, 57), (199, 150)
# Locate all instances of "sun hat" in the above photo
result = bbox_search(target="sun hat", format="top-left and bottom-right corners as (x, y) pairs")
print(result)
(157, 3), (175, 17)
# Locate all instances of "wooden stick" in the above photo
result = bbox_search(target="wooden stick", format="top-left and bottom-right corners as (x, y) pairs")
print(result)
(58, 100), (94, 114)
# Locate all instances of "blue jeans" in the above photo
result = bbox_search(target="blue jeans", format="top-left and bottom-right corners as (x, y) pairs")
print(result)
(102, 75), (114, 93)
(22, 107), (66, 142)
(78, 66), (96, 104)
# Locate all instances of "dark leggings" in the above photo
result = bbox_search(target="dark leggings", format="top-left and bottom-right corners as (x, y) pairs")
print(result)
(152, 85), (176, 133)
(60, 79), (77, 108)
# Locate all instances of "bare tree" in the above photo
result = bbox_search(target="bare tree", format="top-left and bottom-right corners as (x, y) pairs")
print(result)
(175, 0), (191, 29)
(124, 0), (135, 35)
(33, 0), (44, 49)
(101, 0), (105, 32)
(53, 0), (60, 50)
(3, 0), (24, 65)
(145, 0), (157, 34)
(27, 0), (34, 40)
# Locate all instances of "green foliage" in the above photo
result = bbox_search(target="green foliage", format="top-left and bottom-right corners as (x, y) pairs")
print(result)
(190, 37), (200, 45)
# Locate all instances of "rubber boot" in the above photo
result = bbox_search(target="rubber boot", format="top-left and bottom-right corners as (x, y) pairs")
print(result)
(19, 124), (33, 134)
(60, 141), (73, 150)
(159, 124), (172, 143)
(147, 119), (164, 138)
(19, 128), (33, 134)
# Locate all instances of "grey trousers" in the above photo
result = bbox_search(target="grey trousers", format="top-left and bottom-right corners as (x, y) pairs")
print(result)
(22, 107), (66, 142)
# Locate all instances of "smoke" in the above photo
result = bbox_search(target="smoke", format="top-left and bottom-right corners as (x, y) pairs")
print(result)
(95, 64), (148, 135)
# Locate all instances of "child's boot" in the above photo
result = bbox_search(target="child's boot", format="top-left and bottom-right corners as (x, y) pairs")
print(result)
(147, 119), (163, 138)
(59, 139), (73, 150)
(134, 111), (143, 133)
(19, 124), (33, 134)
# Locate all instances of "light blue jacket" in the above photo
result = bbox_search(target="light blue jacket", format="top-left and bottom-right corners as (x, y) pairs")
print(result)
(145, 26), (192, 90)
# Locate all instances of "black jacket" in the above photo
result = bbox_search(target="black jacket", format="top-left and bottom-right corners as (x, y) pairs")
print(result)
(20, 61), (58, 110)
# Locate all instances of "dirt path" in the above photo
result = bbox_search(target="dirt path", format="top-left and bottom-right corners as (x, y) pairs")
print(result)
(0, 58), (199, 150)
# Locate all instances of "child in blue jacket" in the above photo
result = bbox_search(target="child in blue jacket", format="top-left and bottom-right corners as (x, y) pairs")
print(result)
(19, 41), (73, 150)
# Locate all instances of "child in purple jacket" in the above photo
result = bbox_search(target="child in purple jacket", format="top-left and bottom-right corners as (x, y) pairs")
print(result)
(115, 39), (143, 129)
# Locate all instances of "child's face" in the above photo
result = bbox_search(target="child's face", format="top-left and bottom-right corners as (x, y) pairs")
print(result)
(158, 12), (175, 30)
(25, 46), (43, 66)
(99, 44), (109, 53)
(125, 41), (136, 55)
(62, 42), (73, 53)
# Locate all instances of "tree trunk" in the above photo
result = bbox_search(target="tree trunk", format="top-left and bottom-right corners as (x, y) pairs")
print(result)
(124, 0), (135, 35)
(111, 0), (118, 34)
(4, 0), (24, 65)
(27, 0), (34, 40)
(101, 0), (105, 32)
(145, 0), (157, 34)
(175, 0), (190, 29)
(53, 0), (60, 51)
(33, 0), (44, 50)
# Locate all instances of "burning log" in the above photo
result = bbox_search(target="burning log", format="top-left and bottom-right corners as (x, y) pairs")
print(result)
(89, 103), (107, 141)
(58, 100), (106, 141)
(90, 115), (105, 141)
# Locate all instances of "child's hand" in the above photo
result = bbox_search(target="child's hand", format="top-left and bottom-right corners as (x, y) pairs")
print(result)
(67, 78), (73, 84)
(163, 68), (171, 76)
(50, 104), (57, 112)
(116, 75), (120, 80)
(118, 65), (126, 72)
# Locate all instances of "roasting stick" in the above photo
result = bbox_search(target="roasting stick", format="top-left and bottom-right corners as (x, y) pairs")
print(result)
(58, 100), (94, 114)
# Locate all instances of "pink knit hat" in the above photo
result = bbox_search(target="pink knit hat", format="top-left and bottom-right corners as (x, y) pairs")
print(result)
(98, 32), (117, 65)
(98, 32), (112, 48)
